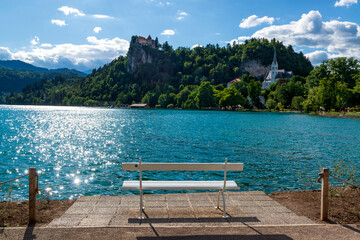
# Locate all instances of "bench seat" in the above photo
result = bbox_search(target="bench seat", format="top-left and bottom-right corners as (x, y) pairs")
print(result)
(122, 180), (240, 190)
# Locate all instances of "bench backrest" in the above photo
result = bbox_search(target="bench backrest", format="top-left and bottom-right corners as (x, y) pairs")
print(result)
(122, 162), (243, 171)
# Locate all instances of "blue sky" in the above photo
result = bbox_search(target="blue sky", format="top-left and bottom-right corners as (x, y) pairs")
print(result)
(0, 0), (359, 71)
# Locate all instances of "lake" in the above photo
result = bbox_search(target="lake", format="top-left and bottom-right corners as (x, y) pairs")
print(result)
(1, 105), (359, 200)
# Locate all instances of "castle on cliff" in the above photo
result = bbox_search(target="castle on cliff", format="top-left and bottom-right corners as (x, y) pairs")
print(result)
(262, 48), (293, 90)
(135, 35), (156, 49)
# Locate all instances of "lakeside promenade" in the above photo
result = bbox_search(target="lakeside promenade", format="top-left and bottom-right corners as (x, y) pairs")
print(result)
(2, 191), (360, 239)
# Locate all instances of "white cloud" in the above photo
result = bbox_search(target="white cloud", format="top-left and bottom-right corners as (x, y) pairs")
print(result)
(191, 44), (202, 49)
(305, 51), (329, 66)
(228, 36), (251, 45)
(334, 0), (357, 7)
(250, 10), (360, 63)
(51, 19), (67, 27)
(58, 6), (85, 16)
(40, 43), (53, 48)
(166, 2), (171, 5)
(0, 47), (12, 60)
(161, 29), (175, 35)
(93, 27), (102, 33)
(31, 36), (40, 46)
(93, 14), (114, 19)
(215, 33), (220, 36)
(239, 15), (275, 28)
(177, 10), (188, 20)
(1, 37), (129, 71)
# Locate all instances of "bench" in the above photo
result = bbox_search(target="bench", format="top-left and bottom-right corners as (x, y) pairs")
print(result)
(121, 158), (243, 219)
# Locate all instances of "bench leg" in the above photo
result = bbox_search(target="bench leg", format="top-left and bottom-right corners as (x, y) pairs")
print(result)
(216, 191), (221, 209)
(222, 191), (227, 218)
(139, 190), (144, 220)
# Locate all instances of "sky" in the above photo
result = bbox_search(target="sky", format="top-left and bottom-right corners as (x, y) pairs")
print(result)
(0, 0), (360, 72)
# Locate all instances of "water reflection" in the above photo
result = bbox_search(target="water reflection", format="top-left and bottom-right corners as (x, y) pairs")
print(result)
(0, 105), (360, 200)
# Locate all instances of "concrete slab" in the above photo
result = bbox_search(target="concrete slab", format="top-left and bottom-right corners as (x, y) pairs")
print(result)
(48, 191), (315, 228)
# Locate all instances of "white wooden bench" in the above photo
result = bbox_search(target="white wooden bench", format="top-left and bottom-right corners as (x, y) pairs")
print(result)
(121, 158), (243, 219)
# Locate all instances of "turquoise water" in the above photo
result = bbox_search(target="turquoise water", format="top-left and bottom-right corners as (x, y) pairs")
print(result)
(1, 105), (359, 200)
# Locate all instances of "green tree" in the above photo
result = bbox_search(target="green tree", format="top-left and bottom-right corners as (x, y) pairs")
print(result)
(247, 79), (262, 108)
(266, 99), (277, 110)
(291, 96), (305, 110)
(195, 82), (216, 108)
(217, 87), (246, 109)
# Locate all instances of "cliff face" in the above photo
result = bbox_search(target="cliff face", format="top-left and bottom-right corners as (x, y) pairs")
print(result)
(240, 60), (271, 81)
(127, 40), (157, 73)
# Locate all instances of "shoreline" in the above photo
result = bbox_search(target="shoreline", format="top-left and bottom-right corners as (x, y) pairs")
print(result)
(2, 104), (360, 119)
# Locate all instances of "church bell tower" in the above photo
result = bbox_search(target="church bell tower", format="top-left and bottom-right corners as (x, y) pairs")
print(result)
(270, 47), (278, 84)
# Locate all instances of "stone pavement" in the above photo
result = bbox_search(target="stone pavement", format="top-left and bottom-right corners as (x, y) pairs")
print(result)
(48, 191), (314, 228)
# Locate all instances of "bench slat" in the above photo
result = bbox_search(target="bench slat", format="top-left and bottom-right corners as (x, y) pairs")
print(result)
(122, 181), (240, 190)
(122, 163), (243, 171)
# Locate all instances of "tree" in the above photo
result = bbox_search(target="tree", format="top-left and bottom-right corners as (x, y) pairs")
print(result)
(247, 79), (262, 108)
(291, 96), (305, 111)
(195, 82), (216, 108)
(218, 87), (246, 109)
(266, 99), (277, 110)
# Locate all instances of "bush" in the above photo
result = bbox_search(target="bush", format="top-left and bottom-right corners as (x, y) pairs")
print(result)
(167, 104), (174, 109)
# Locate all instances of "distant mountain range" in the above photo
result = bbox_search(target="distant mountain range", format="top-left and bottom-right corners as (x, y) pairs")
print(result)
(0, 60), (86, 76)
(0, 60), (86, 93)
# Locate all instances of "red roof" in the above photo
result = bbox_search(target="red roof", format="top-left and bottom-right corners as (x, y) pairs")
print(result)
(138, 36), (147, 40)
(147, 35), (152, 39)
(227, 78), (241, 84)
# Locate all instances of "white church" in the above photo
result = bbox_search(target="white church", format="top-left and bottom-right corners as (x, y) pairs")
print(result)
(262, 48), (293, 90)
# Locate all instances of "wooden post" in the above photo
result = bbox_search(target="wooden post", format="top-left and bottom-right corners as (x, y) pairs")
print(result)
(29, 167), (37, 222)
(320, 168), (329, 221)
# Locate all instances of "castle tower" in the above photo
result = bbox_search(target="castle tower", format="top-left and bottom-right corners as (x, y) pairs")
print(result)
(270, 47), (278, 84)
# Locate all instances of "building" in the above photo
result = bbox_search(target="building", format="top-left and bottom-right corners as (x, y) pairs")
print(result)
(130, 104), (150, 108)
(262, 48), (293, 90)
(227, 78), (242, 88)
(135, 35), (156, 49)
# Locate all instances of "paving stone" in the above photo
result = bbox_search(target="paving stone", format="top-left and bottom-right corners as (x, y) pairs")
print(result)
(144, 200), (167, 208)
(64, 206), (94, 215)
(165, 194), (188, 201)
(167, 200), (190, 208)
(262, 206), (293, 213)
(253, 200), (282, 207)
(187, 194), (210, 201)
(241, 206), (267, 213)
(229, 200), (257, 207)
(167, 207), (196, 219)
(70, 201), (97, 208)
(76, 195), (101, 202)
(143, 194), (166, 200)
(47, 215), (85, 227)
(189, 200), (214, 207)
(90, 207), (118, 215)
(78, 215), (112, 226)
(48, 191), (316, 228)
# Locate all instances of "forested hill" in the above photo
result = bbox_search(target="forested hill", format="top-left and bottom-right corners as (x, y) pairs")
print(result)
(4, 38), (313, 106)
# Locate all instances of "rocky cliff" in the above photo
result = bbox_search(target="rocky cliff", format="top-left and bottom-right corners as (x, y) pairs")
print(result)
(240, 60), (271, 81)
(126, 38), (157, 73)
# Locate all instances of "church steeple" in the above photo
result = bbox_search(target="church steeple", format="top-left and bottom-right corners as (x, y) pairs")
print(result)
(272, 47), (277, 64)
(270, 47), (278, 84)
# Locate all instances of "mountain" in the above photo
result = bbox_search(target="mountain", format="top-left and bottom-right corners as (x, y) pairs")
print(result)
(0, 60), (87, 76)
(4, 37), (314, 106)
(0, 60), (86, 93)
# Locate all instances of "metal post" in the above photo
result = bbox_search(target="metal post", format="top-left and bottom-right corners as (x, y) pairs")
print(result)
(320, 168), (329, 221)
(29, 167), (37, 222)
(139, 158), (143, 220)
